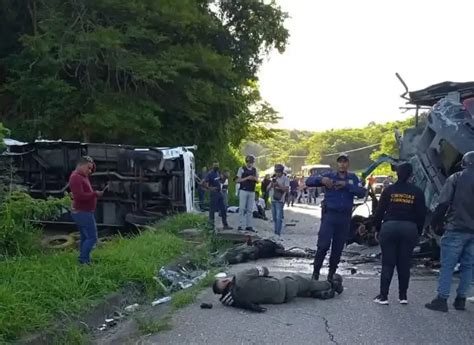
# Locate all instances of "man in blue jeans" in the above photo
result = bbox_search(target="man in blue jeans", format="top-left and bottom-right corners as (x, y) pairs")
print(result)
(69, 156), (105, 265)
(426, 151), (474, 312)
(267, 164), (289, 239)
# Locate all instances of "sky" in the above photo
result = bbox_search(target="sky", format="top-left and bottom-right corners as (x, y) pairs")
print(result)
(258, 0), (474, 131)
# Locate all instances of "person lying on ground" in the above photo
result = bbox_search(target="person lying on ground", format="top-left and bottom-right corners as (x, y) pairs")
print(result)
(253, 191), (268, 220)
(212, 266), (343, 312)
(211, 239), (317, 265)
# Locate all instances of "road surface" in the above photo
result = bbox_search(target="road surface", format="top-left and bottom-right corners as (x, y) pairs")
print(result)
(142, 202), (474, 345)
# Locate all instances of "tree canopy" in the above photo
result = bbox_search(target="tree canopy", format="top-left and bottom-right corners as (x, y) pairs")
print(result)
(246, 117), (416, 174)
(0, 0), (288, 162)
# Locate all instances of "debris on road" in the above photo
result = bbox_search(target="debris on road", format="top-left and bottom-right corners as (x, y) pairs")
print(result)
(151, 296), (172, 306)
(200, 303), (213, 309)
(124, 303), (140, 313)
(157, 261), (208, 293)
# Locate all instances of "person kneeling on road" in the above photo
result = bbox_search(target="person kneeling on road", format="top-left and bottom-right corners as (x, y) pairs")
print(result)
(212, 267), (343, 312)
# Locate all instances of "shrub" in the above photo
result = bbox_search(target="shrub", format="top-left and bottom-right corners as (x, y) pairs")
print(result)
(0, 192), (71, 257)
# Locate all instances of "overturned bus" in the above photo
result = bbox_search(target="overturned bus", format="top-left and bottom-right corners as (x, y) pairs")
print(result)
(2, 140), (196, 228)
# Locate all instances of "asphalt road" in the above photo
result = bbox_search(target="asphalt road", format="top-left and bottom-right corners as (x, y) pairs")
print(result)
(142, 203), (474, 345)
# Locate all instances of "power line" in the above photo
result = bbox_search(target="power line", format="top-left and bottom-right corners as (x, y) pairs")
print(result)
(324, 143), (381, 157)
(255, 142), (382, 160)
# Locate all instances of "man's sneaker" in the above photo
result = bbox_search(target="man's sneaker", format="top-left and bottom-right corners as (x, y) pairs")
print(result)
(453, 297), (466, 311)
(425, 296), (448, 312)
(222, 225), (233, 230)
(373, 295), (389, 305)
(399, 293), (408, 305)
(245, 227), (256, 232)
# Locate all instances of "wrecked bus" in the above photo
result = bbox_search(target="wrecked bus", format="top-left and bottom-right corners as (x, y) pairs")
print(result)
(2, 140), (196, 227)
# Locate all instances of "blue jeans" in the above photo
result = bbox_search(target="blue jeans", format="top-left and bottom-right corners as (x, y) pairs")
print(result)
(209, 192), (228, 229)
(271, 201), (284, 235)
(71, 211), (98, 264)
(437, 230), (474, 299)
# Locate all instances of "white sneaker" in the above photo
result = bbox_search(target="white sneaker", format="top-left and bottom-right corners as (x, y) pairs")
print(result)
(399, 299), (408, 305)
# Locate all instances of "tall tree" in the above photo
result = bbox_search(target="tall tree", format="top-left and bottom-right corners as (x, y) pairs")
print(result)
(0, 0), (288, 161)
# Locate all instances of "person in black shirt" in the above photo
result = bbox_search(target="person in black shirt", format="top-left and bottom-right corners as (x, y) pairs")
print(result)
(372, 163), (426, 305)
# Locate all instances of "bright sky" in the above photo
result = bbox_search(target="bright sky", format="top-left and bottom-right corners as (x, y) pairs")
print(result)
(258, 0), (474, 131)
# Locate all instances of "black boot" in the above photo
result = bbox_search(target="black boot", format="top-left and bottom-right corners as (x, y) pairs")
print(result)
(453, 297), (466, 311)
(331, 274), (344, 295)
(425, 296), (448, 312)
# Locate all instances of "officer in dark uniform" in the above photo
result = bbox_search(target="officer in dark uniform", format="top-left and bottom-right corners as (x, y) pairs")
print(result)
(204, 161), (232, 232)
(213, 266), (343, 312)
(306, 153), (367, 281)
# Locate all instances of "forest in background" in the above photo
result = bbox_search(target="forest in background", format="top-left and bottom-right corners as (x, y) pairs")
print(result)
(243, 116), (416, 175)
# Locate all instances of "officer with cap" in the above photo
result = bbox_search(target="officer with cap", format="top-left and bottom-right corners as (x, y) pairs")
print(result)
(426, 151), (474, 312)
(306, 153), (367, 280)
(213, 266), (344, 312)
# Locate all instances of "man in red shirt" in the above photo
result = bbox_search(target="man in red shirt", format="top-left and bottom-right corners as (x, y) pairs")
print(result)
(69, 156), (105, 264)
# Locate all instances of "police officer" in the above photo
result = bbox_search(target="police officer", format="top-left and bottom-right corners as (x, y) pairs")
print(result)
(425, 151), (474, 312)
(213, 266), (344, 312)
(204, 161), (232, 232)
(306, 153), (367, 281)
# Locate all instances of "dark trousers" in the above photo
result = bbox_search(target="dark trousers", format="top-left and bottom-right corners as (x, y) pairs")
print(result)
(313, 210), (351, 273)
(209, 192), (228, 229)
(283, 274), (333, 302)
(379, 221), (418, 297)
(198, 187), (206, 207)
(71, 211), (98, 264)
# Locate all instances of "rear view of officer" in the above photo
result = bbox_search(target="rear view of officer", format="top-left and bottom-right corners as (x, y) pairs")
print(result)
(306, 153), (367, 281)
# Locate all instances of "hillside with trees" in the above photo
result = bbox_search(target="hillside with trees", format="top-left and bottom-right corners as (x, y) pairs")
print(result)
(0, 0), (288, 167)
(245, 116), (416, 174)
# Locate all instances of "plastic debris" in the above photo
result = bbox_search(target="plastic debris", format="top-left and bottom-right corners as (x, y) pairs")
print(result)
(350, 268), (357, 275)
(124, 303), (140, 313)
(157, 263), (208, 293)
(151, 296), (172, 306)
(467, 297), (474, 303)
(215, 272), (227, 278)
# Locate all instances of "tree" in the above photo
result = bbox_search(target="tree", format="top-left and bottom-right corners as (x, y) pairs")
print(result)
(0, 0), (289, 163)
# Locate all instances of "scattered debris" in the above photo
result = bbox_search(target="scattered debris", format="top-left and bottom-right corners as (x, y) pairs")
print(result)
(97, 311), (124, 331)
(124, 303), (140, 313)
(200, 303), (213, 309)
(350, 268), (357, 275)
(157, 262), (208, 293)
(151, 296), (172, 306)
(285, 223), (296, 227)
(467, 297), (474, 303)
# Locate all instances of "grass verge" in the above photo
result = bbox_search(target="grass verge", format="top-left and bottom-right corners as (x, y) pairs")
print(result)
(0, 213), (205, 343)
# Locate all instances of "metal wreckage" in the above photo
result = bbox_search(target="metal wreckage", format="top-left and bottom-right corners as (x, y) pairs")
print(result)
(348, 75), (474, 260)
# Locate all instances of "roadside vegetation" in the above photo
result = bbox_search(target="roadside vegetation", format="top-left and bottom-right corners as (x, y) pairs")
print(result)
(0, 213), (208, 343)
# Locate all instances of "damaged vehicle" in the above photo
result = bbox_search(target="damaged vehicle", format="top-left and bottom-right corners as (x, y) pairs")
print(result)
(2, 140), (196, 227)
(349, 77), (474, 258)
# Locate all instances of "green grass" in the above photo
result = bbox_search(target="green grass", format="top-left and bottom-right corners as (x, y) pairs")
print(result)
(0, 214), (206, 343)
(136, 315), (173, 334)
(51, 326), (90, 345)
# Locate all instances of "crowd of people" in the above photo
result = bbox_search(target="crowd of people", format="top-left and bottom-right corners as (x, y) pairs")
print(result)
(66, 150), (473, 313)
(200, 152), (474, 313)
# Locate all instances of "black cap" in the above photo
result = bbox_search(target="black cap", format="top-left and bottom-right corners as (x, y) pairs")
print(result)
(336, 153), (349, 162)
(396, 162), (413, 182)
(274, 164), (284, 172)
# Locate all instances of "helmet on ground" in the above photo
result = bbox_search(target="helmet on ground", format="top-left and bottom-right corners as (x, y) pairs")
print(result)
(461, 151), (474, 169)
(245, 155), (256, 164)
(274, 164), (284, 173)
